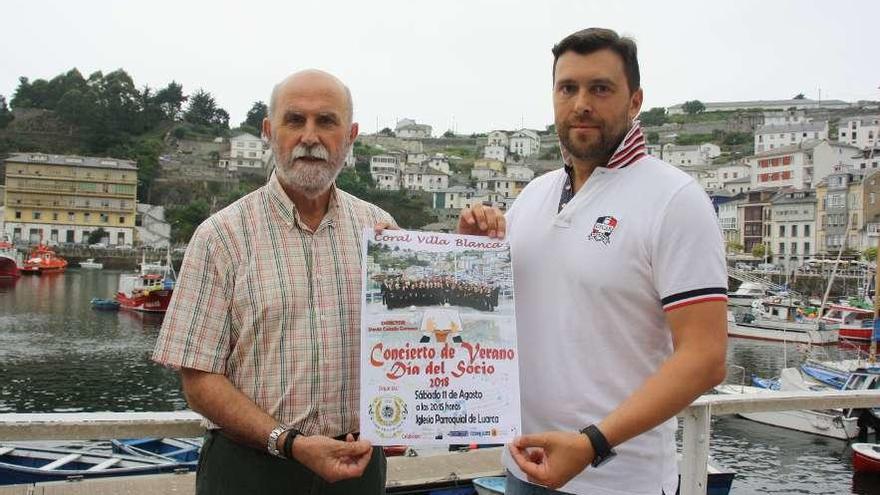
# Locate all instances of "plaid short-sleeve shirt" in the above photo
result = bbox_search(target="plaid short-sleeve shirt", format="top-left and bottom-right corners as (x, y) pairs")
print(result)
(153, 173), (396, 436)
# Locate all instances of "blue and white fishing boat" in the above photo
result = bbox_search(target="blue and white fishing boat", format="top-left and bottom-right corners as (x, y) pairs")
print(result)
(110, 437), (201, 464)
(0, 443), (188, 485)
(90, 298), (120, 311)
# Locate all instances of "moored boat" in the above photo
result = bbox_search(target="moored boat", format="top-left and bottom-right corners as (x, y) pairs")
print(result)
(79, 258), (104, 270)
(0, 240), (21, 279)
(90, 298), (120, 311)
(110, 437), (200, 464)
(20, 245), (67, 275)
(0, 443), (187, 485)
(116, 251), (175, 313)
(852, 443), (880, 473)
(822, 304), (875, 342)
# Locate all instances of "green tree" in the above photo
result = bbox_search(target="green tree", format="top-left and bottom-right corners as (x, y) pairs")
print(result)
(154, 81), (187, 120)
(443, 130), (455, 138)
(0, 95), (13, 128)
(87, 228), (108, 244)
(793, 93), (806, 100)
(682, 100), (706, 115)
(243, 101), (267, 131)
(184, 89), (229, 129)
(751, 244), (767, 258)
(646, 131), (660, 144)
(727, 241), (744, 253)
(379, 127), (394, 137)
(639, 107), (668, 126)
(863, 247), (878, 261)
(167, 199), (211, 243)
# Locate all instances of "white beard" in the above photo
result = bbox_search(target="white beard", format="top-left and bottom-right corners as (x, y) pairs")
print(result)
(274, 142), (346, 198)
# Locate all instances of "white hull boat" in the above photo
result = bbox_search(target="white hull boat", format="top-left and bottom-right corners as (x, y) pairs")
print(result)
(714, 384), (859, 440)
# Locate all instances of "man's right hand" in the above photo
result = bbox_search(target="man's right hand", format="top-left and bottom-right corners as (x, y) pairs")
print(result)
(457, 204), (506, 239)
(292, 434), (374, 483)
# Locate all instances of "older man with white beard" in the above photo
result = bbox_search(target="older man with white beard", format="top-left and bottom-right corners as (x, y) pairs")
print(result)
(153, 70), (397, 494)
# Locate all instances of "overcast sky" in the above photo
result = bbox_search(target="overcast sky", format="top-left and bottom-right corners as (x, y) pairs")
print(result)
(3, 0), (877, 135)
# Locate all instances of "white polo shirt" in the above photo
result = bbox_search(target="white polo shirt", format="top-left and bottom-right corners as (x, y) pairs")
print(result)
(503, 154), (727, 495)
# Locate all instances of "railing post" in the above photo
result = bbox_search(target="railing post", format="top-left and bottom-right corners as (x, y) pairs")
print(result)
(680, 403), (710, 495)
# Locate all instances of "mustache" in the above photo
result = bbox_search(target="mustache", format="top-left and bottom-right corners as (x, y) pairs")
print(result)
(290, 144), (330, 161)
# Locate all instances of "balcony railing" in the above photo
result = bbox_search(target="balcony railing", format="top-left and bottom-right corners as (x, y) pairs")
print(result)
(1, 390), (879, 494)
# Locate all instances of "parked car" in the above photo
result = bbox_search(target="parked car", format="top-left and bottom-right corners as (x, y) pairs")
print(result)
(89, 242), (107, 249)
(735, 262), (753, 271)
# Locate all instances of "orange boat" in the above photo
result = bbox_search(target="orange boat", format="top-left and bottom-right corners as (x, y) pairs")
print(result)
(0, 240), (21, 279)
(21, 245), (68, 275)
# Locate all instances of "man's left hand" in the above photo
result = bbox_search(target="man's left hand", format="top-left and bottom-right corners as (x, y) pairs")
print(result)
(508, 431), (593, 490)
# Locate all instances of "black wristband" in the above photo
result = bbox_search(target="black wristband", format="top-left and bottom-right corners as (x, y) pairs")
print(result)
(579, 424), (616, 468)
(283, 429), (302, 459)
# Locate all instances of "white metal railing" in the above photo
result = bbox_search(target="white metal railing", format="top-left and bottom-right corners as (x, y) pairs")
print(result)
(2, 391), (880, 494)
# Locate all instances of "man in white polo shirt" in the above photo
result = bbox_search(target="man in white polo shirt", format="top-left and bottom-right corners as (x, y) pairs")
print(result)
(459, 28), (728, 494)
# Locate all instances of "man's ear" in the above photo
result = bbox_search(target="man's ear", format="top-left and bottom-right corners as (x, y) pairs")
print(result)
(350, 122), (359, 142)
(262, 117), (272, 140)
(629, 88), (644, 122)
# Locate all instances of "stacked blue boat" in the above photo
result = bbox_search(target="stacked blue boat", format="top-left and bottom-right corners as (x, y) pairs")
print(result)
(0, 438), (201, 485)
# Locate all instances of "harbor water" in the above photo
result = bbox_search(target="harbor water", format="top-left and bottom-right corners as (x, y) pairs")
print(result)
(1, 270), (879, 494)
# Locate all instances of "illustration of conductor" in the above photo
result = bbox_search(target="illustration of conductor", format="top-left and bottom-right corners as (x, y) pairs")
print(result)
(419, 308), (464, 343)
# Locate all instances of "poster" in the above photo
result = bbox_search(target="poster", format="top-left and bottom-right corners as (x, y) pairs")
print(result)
(359, 229), (521, 445)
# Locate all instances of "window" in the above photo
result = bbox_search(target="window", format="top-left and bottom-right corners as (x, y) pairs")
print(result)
(779, 243), (785, 254)
(100, 214), (109, 223)
(15, 211), (21, 219)
(52, 212), (58, 221)
(791, 242), (797, 254)
(804, 242), (810, 254)
(68, 212), (75, 221)
(791, 225), (798, 237)
(779, 225), (785, 237)
(33, 211), (41, 220)
(119, 216), (125, 224)
(84, 213), (90, 221)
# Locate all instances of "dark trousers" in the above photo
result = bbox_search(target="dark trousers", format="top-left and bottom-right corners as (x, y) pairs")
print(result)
(196, 430), (386, 495)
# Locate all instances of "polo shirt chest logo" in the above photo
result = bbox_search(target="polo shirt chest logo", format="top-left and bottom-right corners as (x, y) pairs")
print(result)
(588, 216), (619, 245)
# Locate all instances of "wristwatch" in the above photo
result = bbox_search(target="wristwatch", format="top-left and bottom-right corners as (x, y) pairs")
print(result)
(579, 424), (617, 467)
(267, 424), (290, 458)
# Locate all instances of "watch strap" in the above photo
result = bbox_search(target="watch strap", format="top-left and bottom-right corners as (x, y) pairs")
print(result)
(267, 424), (289, 458)
(579, 424), (616, 467)
(283, 428), (302, 459)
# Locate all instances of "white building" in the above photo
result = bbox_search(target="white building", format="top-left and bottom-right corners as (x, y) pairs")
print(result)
(746, 142), (817, 190)
(395, 118), (432, 139)
(716, 163), (750, 189)
(754, 121), (828, 153)
(487, 130), (509, 147)
(425, 154), (450, 174)
(839, 115), (880, 150)
(370, 155), (401, 190)
(219, 132), (266, 171)
(667, 98), (850, 115)
(762, 110), (809, 126)
(812, 140), (860, 177)
(716, 196), (743, 247)
(407, 152), (428, 164)
(484, 144), (508, 162)
(769, 189), (817, 266)
(505, 164), (535, 181)
(401, 164), (449, 192)
(853, 147), (880, 172)
(661, 143), (721, 167)
(476, 176), (530, 199)
(432, 187), (503, 210)
(725, 176), (752, 195)
(509, 129), (541, 158)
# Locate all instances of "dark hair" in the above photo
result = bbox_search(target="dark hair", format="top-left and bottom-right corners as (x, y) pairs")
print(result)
(552, 28), (640, 93)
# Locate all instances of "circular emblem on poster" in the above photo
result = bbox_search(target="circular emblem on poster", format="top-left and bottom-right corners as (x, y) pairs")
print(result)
(368, 395), (408, 438)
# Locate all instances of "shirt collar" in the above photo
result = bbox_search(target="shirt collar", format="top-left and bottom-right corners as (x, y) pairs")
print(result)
(267, 171), (340, 230)
(562, 119), (647, 175)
